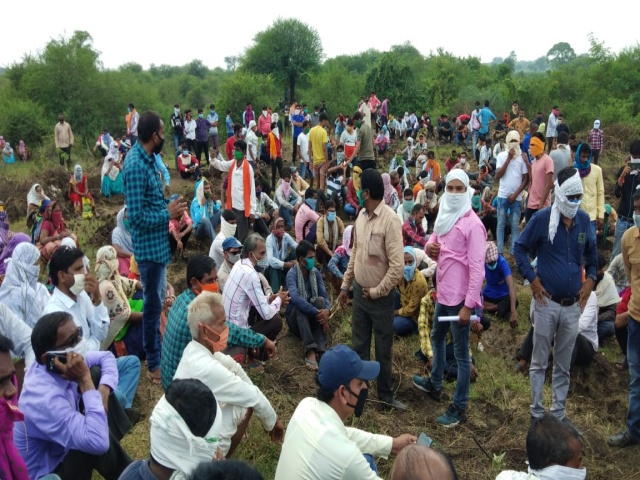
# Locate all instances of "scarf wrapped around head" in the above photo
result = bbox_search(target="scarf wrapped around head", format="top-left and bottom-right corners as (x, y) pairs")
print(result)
(530, 137), (545, 158)
(382, 173), (395, 207)
(505, 130), (522, 157)
(549, 171), (584, 243)
(96, 245), (130, 349)
(433, 170), (473, 236)
(74, 164), (83, 183)
(0, 234), (30, 276)
(0, 378), (29, 480)
(112, 207), (133, 255)
(342, 225), (353, 257)
(281, 178), (291, 200)
(150, 395), (222, 476)
(573, 143), (592, 177)
(27, 184), (49, 213)
(352, 166), (362, 192)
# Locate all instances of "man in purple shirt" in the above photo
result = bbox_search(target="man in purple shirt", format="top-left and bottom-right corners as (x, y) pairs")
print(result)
(412, 169), (486, 427)
(14, 312), (132, 480)
(195, 108), (212, 166)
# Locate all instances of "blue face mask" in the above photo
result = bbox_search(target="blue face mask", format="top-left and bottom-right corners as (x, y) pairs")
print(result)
(403, 263), (416, 281)
(198, 114), (204, 119)
(403, 200), (414, 213)
(306, 198), (317, 210)
(123, 219), (130, 230)
(487, 261), (498, 270)
(304, 257), (315, 271)
(210, 110), (215, 114)
(327, 211), (336, 222)
(568, 198), (581, 204)
(634, 213), (640, 229)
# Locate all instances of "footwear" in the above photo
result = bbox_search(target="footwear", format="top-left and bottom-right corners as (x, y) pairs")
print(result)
(304, 358), (318, 371)
(125, 407), (141, 425)
(437, 404), (467, 428)
(608, 430), (639, 447)
(414, 349), (429, 364)
(146, 369), (161, 385)
(380, 397), (407, 411)
(412, 375), (442, 401)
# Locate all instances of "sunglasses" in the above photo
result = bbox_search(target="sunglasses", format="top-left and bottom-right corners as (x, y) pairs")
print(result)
(567, 194), (583, 202)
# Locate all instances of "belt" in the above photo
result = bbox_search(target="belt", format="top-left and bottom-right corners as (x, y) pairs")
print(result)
(550, 295), (579, 307)
(619, 214), (633, 223)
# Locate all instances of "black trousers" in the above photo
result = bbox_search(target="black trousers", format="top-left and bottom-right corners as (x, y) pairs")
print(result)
(287, 298), (328, 352)
(169, 224), (192, 253)
(195, 140), (209, 164)
(271, 157), (284, 189)
(232, 208), (250, 244)
(58, 147), (71, 167)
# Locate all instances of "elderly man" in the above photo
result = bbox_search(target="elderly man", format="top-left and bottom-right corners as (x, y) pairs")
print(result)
(174, 292), (284, 457)
(275, 344), (416, 479)
(391, 445), (458, 480)
(15, 312), (132, 480)
(218, 237), (242, 292)
(413, 169), (486, 427)
(514, 167), (597, 425)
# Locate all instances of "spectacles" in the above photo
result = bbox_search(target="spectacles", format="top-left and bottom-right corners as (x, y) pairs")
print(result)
(55, 326), (83, 350)
(567, 194), (583, 201)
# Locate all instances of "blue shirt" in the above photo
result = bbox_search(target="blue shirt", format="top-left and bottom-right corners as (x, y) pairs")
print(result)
(118, 460), (156, 480)
(226, 115), (233, 137)
(514, 207), (597, 298)
(477, 107), (496, 135)
(522, 132), (532, 163)
(124, 142), (171, 264)
(154, 153), (171, 186)
(285, 267), (330, 317)
(483, 255), (511, 299)
(292, 114), (305, 136)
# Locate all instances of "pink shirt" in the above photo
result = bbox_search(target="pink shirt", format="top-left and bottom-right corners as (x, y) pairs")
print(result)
(294, 203), (320, 242)
(426, 210), (486, 309)
(527, 154), (554, 209)
(169, 211), (192, 233)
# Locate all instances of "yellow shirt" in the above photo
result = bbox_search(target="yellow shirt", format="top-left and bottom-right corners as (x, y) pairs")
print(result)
(621, 227), (640, 322)
(398, 270), (428, 321)
(580, 164), (605, 221)
(309, 125), (328, 165)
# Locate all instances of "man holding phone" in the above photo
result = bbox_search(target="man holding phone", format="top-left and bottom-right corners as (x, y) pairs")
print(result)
(14, 312), (132, 479)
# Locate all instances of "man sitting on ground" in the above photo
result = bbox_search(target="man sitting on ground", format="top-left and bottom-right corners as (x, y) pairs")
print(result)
(402, 204), (428, 248)
(393, 247), (428, 336)
(482, 241), (518, 327)
(265, 216), (298, 292)
(174, 292), (284, 457)
(209, 210), (237, 269)
(218, 237), (242, 292)
(391, 444), (458, 480)
(119, 378), (222, 480)
(275, 344), (416, 480)
(285, 241), (331, 371)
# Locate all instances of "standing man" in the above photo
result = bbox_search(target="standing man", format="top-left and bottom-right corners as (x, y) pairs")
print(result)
(291, 105), (305, 164)
(368, 91), (381, 131)
(545, 106), (559, 152)
(212, 139), (256, 243)
(243, 103), (254, 128)
(309, 112), (330, 191)
(508, 110), (531, 142)
(183, 109), (197, 154)
(612, 140), (640, 258)
(525, 134), (554, 222)
(54, 113), (74, 168)
(514, 166), (598, 425)
(349, 111), (376, 171)
(207, 104), (220, 152)
(609, 189), (640, 448)
(124, 111), (187, 384)
(170, 103), (184, 152)
(495, 130), (529, 255)
(379, 98), (389, 128)
(297, 121), (312, 181)
(338, 169), (405, 410)
(245, 120), (259, 168)
(588, 120), (604, 164)
(575, 143), (605, 240)
(468, 101), (481, 153)
(413, 169), (486, 427)
(195, 108), (211, 166)
(477, 100), (496, 141)
(128, 103), (139, 145)
(225, 109), (234, 138)
(550, 131), (572, 181)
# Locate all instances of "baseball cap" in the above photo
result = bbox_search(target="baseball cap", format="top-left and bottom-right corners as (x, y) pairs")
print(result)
(317, 344), (380, 391)
(222, 237), (242, 251)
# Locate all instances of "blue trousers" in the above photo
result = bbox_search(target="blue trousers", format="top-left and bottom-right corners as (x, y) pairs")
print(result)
(137, 261), (166, 372)
(114, 356), (141, 409)
(627, 318), (640, 441)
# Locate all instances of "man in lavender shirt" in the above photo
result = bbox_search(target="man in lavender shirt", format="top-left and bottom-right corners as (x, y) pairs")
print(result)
(14, 312), (132, 480)
(412, 169), (486, 427)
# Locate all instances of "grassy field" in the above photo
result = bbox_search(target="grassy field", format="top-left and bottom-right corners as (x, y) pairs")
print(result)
(2, 134), (639, 480)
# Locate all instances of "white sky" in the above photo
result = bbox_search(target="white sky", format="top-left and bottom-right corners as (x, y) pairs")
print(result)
(2, 1), (637, 70)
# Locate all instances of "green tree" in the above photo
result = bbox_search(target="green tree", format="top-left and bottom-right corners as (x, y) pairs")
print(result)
(241, 18), (323, 102)
(546, 42), (576, 68)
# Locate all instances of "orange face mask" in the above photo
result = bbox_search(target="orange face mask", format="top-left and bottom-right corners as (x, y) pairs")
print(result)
(195, 280), (219, 294)
(200, 323), (229, 352)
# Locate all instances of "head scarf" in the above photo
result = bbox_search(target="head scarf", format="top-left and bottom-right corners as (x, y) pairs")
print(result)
(0, 234), (30, 276)
(485, 241), (498, 264)
(281, 176), (291, 200)
(381, 173), (395, 207)
(96, 245), (128, 349)
(18, 140), (26, 157)
(433, 170), (473, 236)
(27, 184), (49, 213)
(0, 211), (8, 249)
(549, 171), (584, 243)
(593, 120), (600, 129)
(352, 166), (362, 192)
(530, 137), (545, 158)
(505, 130), (522, 157)
(112, 207), (133, 255)
(574, 143), (592, 177)
(342, 225), (353, 257)
(0, 378), (29, 480)
(150, 395), (222, 476)
(108, 141), (120, 160)
(73, 165), (83, 183)
(96, 245), (119, 282)
(248, 120), (257, 131)
(220, 216), (237, 238)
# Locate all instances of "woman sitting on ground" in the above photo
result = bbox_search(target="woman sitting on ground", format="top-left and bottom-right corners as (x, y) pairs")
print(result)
(27, 183), (49, 219)
(38, 201), (77, 262)
(68, 164), (100, 219)
(96, 245), (145, 359)
(112, 207), (133, 276)
(168, 194), (193, 261)
(0, 233), (30, 285)
(100, 153), (124, 197)
(0, 242), (51, 327)
(327, 225), (353, 292)
(17, 140), (30, 161)
(2, 142), (15, 165)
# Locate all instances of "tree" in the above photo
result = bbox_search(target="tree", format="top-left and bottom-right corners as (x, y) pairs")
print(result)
(546, 42), (576, 68)
(588, 33), (612, 63)
(240, 18), (323, 102)
(224, 56), (239, 72)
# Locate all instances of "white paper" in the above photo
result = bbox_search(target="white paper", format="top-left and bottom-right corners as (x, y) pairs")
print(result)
(438, 315), (481, 322)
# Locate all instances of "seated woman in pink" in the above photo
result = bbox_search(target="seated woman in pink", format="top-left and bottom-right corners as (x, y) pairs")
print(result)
(68, 164), (100, 219)
(168, 194), (193, 261)
(37, 201), (77, 262)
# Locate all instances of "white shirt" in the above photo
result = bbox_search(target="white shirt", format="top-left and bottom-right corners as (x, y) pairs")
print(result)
(579, 292), (598, 352)
(0, 303), (35, 367)
(174, 342), (277, 455)
(496, 151), (528, 200)
(340, 130), (357, 150)
(358, 103), (372, 127)
(275, 397), (392, 480)
(183, 119), (196, 140)
(43, 288), (110, 352)
(297, 133), (310, 163)
(210, 231), (226, 271)
(211, 158), (257, 215)
(546, 112), (558, 137)
(222, 259), (281, 328)
(245, 130), (259, 162)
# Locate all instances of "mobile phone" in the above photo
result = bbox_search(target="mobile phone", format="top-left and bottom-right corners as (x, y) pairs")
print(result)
(417, 432), (433, 448)
(45, 353), (68, 374)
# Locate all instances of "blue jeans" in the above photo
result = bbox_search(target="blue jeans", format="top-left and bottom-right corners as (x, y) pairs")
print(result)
(496, 197), (521, 254)
(194, 213), (221, 242)
(114, 356), (141, 409)
(344, 203), (357, 216)
(299, 161), (314, 180)
(612, 218), (633, 258)
(468, 130), (479, 150)
(393, 316), (417, 336)
(430, 301), (471, 411)
(627, 318), (640, 440)
(279, 205), (294, 228)
(138, 261), (166, 372)
(173, 132), (182, 152)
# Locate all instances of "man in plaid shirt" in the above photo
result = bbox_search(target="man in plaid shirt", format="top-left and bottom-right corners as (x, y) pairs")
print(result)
(588, 120), (604, 164)
(124, 111), (187, 384)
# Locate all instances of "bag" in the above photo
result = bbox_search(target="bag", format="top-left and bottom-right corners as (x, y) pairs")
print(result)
(81, 197), (93, 219)
(303, 219), (317, 244)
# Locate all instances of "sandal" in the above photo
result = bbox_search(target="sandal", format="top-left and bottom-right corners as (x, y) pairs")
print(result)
(146, 369), (161, 385)
(305, 358), (319, 371)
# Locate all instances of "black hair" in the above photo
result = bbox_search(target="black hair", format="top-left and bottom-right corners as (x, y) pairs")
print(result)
(226, 109), (231, 114)
(49, 246), (85, 287)
(527, 414), (582, 470)
(222, 210), (236, 222)
(295, 240), (315, 260)
(578, 143), (592, 156)
(165, 379), (217, 438)
(557, 167), (577, 186)
(558, 131), (570, 144)
(234, 139), (247, 151)
(403, 188), (413, 198)
(315, 374), (338, 403)
(569, 141), (580, 153)
(352, 111), (363, 121)
(270, 122), (277, 130)
(0, 334), (14, 354)
(282, 169), (292, 179)
(630, 140), (640, 157)
(427, 151), (435, 159)
(336, 144), (344, 151)
(129, 103), (135, 109)
(138, 111), (162, 143)
(210, 104), (215, 109)
(411, 204), (424, 215)
(474, 101), (480, 106)
(198, 108), (203, 114)
(418, 170), (429, 179)
(324, 200), (336, 210)
(319, 112), (329, 122)
(32, 312), (73, 364)
(305, 188), (317, 200)
(484, 100), (490, 107)
(175, 103), (180, 108)
(188, 459), (264, 480)
(360, 169), (384, 200)
(346, 118), (354, 127)
(532, 132), (545, 143)
(186, 255), (216, 285)
(302, 120), (310, 128)
(397, 166), (405, 176)
(233, 123), (242, 134)
(185, 109), (192, 115)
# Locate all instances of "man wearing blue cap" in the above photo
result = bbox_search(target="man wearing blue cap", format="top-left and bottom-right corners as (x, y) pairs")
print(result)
(275, 344), (416, 480)
(218, 236), (243, 293)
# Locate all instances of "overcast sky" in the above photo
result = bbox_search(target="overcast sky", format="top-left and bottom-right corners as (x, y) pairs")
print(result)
(2, 1), (637, 70)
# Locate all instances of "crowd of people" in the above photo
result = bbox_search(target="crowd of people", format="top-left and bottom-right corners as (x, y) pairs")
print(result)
(0, 93), (638, 480)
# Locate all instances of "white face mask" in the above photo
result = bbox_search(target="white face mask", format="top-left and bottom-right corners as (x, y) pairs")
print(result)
(48, 337), (89, 360)
(558, 198), (581, 219)
(529, 465), (586, 480)
(228, 253), (240, 265)
(69, 273), (85, 296)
